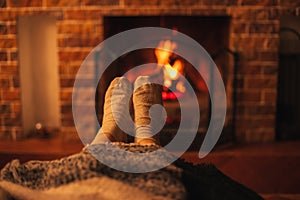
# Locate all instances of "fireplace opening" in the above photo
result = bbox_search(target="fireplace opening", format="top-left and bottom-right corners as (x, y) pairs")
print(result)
(96, 16), (236, 149)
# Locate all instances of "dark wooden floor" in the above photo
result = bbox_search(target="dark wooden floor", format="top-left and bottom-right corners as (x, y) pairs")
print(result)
(182, 141), (300, 200)
(0, 138), (299, 199)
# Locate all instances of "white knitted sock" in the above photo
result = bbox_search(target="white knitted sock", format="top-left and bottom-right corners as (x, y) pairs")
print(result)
(92, 77), (134, 144)
(133, 76), (164, 145)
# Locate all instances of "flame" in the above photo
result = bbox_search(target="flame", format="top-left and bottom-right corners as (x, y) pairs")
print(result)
(176, 80), (186, 93)
(155, 40), (177, 66)
(155, 40), (186, 97)
(164, 63), (178, 80)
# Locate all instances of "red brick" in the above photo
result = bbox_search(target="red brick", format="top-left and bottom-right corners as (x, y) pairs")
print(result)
(259, 51), (278, 62)
(59, 63), (69, 75)
(239, 64), (262, 75)
(164, 0), (201, 6)
(252, 37), (266, 49)
(246, 77), (277, 89)
(0, 10), (14, 21)
(0, 37), (17, 48)
(245, 104), (276, 115)
(231, 8), (251, 20)
(57, 23), (97, 35)
(8, 24), (16, 34)
(232, 22), (248, 34)
(10, 51), (18, 61)
(0, 78), (10, 89)
(124, 0), (202, 6)
(57, 38), (64, 47)
(0, 52), (7, 61)
(59, 62), (84, 77)
(58, 50), (90, 62)
(46, 0), (81, 7)
(236, 105), (246, 116)
(12, 103), (21, 113)
(232, 37), (256, 51)
(0, 103), (11, 114)
(263, 90), (277, 104)
(236, 116), (275, 129)
(124, 0), (200, 7)
(64, 10), (102, 20)
(268, 8), (281, 20)
(0, 64), (18, 74)
(233, 36), (278, 51)
(61, 77), (95, 88)
(235, 130), (246, 143)
(240, 0), (279, 6)
(0, 129), (12, 140)
(26, 10), (64, 20)
(60, 78), (75, 87)
(61, 128), (81, 142)
(0, 128), (24, 141)
(60, 89), (72, 101)
(2, 90), (20, 101)
(262, 65), (278, 75)
(0, 0), (6, 7)
(231, 8), (278, 21)
(236, 90), (262, 102)
(83, 0), (119, 6)
(244, 50), (260, 61)
(13, 77), (20, 87)
(0, 24), (8, 34)
(261, 37), (279, 50)
(7, 0), (42, 7)
(61, 105), (72, 114)
(280, 7), (297, 15)
(58, 36), (101, 48)
(202, 0), (239, 6)
(124, 0), (158, 6)
(61, 114), (75, 126)
(249, 23), (279, 34)
(281, 0), (300, 6)
(0, 10), (63, 21)
(236, 77), (245, 88)
(190, 8), (227, 16)
(245, 128), (275, 142)
(3, 115), (22, 126)
(68, 64), (81, 76)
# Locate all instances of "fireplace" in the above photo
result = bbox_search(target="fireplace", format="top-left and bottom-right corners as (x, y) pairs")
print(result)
(96, 16), (236, 147)
(1, 1), (289, 143)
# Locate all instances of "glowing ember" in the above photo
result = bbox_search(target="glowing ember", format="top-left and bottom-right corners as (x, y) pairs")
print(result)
(162, 91), (184, 101)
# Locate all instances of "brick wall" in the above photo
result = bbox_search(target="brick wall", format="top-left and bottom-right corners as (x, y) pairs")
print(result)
(0, 0), (299, 142)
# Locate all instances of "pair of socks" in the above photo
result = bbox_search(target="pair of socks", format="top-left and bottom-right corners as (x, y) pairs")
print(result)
(91, 76), (163, 145)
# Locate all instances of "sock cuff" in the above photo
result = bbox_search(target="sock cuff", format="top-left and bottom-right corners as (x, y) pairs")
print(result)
(134, 76), (152, 91)
(135, 126), (154, 139)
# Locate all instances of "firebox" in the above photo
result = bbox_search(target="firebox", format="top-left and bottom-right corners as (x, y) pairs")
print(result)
(96, 16), (237, 148)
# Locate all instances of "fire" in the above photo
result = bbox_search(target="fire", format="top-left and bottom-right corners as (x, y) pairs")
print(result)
(164, 64), (178, 80)
(155, 40), (177, 66)
(155, 40), (186, 98)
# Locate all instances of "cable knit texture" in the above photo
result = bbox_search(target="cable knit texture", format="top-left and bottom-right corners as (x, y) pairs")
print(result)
(93, 77), (134, 143)
(133, 76), (163, 144)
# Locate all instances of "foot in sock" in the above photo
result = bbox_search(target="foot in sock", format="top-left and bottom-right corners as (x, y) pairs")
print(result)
(91, 77), (134, 144)
(133, 76), (164, 145)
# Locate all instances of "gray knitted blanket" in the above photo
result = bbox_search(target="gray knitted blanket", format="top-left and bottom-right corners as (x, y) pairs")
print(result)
(0, 143), (264, 200)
